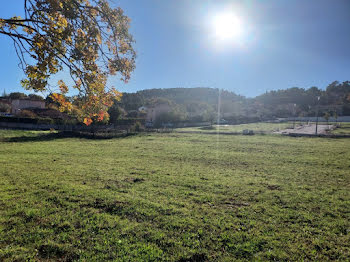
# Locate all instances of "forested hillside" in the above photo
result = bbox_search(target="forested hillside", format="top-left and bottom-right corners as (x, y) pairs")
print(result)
(115, 81), (350, 123)
(2, 81), (349, 124)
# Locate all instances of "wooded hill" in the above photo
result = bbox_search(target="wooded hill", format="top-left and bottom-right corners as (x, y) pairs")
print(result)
(1, 81), (349, 124)
(116, 81), (350, 123)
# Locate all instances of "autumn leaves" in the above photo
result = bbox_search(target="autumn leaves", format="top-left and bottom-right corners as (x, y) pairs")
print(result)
(0, 0), (136, 125)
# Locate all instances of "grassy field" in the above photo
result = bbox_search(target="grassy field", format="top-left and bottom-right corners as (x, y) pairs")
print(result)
(175, 122), (292, 133)
(0, 129), (349, 261)
(331, 123), (350, 135)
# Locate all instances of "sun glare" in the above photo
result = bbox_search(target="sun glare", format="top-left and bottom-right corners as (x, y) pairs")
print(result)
(212, 13), (243, 42)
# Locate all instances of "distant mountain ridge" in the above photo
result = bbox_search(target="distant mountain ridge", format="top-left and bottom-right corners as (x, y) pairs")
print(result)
(135, 87), (244, 105)
(117, 81), (350, 121)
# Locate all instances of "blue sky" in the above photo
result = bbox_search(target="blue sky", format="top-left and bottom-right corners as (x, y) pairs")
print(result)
(0, 0), (349, 97)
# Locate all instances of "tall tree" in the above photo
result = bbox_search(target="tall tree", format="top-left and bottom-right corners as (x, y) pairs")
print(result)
(332, 111), (338, 126)
(324, 112), (330, 127)
(8, 92), (28, 99)
(0, 0), (136, 125)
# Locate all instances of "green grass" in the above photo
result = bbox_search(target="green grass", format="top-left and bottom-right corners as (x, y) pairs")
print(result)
(175, 122), (292, 133)
(0, 130), (349, 261)
(331, 123), (350, 135)
(0, 129), (52, 138)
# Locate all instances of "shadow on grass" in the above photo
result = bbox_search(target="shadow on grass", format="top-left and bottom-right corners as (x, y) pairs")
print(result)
(199, 126), (216, 130)
(0, 131), (137, 143)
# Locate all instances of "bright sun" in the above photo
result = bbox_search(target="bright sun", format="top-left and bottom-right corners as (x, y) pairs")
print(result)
(212, 13), (243, 42)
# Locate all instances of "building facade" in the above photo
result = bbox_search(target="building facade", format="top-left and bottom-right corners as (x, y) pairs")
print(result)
(11, 99), (46, 114)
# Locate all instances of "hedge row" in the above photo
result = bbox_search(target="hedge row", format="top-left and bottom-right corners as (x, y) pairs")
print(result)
(0, 116), (77, 125)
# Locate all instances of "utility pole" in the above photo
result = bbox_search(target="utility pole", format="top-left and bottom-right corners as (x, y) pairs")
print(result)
(315, 96), (320, 135)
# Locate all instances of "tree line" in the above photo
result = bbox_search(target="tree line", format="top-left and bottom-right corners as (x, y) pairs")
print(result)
(1, 80), (349, 125)
(112, 81), (350, 124)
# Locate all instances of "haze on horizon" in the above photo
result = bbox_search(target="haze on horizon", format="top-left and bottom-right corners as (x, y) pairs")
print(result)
(0, 0), (349, 97)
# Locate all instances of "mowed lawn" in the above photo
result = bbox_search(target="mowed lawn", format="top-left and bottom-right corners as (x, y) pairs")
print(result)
(175, 122), (292, 133)
(332, 123), (350, 135)
(0, 130), (349, 261)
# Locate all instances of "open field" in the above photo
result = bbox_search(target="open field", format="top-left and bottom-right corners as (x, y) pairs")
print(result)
(331, 123), (350, 135)
(175, 122), (292, 133)
(275, 124), (333, 135)
(0, 130), (350, 261)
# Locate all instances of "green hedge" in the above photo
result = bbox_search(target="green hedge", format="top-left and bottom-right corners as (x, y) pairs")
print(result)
(0, 116), (77, 125)
(0, 116), (42, 124)
(114, 118), (145, 125)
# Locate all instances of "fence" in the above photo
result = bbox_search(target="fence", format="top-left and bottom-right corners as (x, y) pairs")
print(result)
(283, 116), (350, 122)
(0, 115), (147, 131)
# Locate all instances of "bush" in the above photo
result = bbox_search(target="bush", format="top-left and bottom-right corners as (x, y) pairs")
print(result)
(154, 111), (186, 128)
(114, 118), (145, 126)
(130, 121), (144, 132)
(199, 126), (216, 130)
(8, 92), (27, 99)
(18, 110), (37, 118)
(37, 118), (54, 125)
(28, 94), (44, 101)
(52, 118), (78, 125)
(0, 116), (37, 123)
(0, 102), (10, 113)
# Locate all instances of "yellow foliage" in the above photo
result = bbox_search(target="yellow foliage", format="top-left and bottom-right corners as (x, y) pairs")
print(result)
(58, 80), (68, 94)
(2, 0), (135, 125)
(83, 118), (93, 126)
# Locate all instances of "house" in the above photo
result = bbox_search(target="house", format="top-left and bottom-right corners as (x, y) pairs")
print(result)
(11, 99), (46, 114)
(145, 103), (172, 125)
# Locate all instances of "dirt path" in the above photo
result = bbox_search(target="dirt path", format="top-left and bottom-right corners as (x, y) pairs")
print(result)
(275, 124), (334, 135)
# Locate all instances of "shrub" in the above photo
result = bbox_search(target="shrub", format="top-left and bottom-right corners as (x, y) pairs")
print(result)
(18, 110), (37, 118)
(8, 92), (27, 99)
(200, 126), (216, 130)
(130, 121), (144, 132)
(53, 118), (78, 125)
(108, 104), (124, 124)
(37, 118), (54, 125)
(0, 102), (10, 113)
(28, 94), (44, 101)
